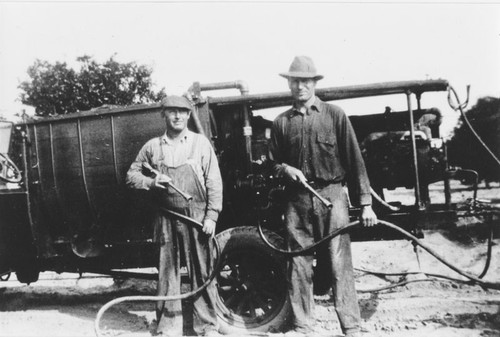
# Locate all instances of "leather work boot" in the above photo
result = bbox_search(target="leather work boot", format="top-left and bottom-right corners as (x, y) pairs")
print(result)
(204, 329), (222, 337)
(343, 329), (361, 337)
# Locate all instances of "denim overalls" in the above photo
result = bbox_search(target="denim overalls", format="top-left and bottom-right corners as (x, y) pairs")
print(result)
(154, 135), (218, 336)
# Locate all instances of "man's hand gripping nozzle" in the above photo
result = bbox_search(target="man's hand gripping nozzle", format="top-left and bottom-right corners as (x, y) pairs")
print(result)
(142, 162), (193, 201)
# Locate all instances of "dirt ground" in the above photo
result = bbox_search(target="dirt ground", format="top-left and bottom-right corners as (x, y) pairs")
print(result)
(1, 182), (499, 337)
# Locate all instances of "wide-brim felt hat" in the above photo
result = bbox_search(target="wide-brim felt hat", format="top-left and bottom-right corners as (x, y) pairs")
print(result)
(161, 95), (193, 110)
(279, 55), (324, 80)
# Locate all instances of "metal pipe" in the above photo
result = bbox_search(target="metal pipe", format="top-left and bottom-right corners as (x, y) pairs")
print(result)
(20, 80), (448, 126)
(443, 140), (452, 207)
(416, 93), (422, 111)
(241, 102), (253, 174)
(189, 80), (253, 174)
(302, 181), (333, 209)
(406, 91), (423, 209)
(191, 80), (249, 95)
(207, 79), (449, 110)
(187, 81), (249, 137)
(190, 106), (206, 136)
(229, 81), (254, 175)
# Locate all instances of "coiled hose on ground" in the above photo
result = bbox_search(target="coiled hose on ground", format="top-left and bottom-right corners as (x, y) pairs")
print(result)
(95, 214), (497, 336)
(258, 218), (500, 291)
(94, 208), (222, 337)
(356, 215), (496, 293)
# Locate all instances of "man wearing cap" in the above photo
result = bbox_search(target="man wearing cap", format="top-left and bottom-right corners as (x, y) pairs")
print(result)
(269, 56), (377, 337)
(126, 95), (222, 336)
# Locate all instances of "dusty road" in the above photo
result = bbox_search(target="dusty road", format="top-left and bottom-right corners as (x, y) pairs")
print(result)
(1, 183), (499, 337)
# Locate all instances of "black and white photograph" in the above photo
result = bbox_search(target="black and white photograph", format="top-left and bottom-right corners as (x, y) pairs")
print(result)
(1, 1), (499, 337)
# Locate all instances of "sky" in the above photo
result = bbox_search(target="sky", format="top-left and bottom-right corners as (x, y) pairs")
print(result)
(1, 1), (499, 137)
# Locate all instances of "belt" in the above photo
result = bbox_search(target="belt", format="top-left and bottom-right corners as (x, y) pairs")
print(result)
(306, 179), (339, 189)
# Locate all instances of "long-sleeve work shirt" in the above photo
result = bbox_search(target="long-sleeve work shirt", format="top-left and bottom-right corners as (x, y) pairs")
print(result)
(126, 130), (223, 222)
(270, 97), (372, 207)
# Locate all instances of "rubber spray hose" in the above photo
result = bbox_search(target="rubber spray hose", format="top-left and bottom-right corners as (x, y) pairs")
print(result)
(94, 208), (221, 337)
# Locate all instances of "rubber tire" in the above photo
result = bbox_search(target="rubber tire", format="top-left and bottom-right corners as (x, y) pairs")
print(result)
(15, 264), (39, 285)
(215, 226), (291, 334)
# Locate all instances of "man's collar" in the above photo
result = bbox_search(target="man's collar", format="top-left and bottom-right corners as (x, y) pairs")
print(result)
(161, 129), (190, 144)
(290, 96), (320, 117)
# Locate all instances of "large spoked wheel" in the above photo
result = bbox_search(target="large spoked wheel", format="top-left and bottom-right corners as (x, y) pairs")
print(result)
(0, 153), (22, 183)
(215, 226), (291, 334)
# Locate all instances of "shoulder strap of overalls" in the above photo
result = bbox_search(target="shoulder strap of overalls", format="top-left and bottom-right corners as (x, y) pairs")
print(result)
(188, 133), (199, 159)
(158, 136), (165, 161)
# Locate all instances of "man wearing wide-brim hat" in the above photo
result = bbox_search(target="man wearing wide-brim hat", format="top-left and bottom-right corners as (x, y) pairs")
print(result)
(279, 55), (324, 81)
(270, 56), (377, 337)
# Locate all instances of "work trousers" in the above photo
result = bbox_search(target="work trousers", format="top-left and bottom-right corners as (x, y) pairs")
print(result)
(284, 183), (360, 334)
(154, 151), (218, 336)
(155, 208), (218, 336)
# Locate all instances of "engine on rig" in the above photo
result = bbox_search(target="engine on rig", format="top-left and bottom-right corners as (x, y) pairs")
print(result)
(349, 107), (446, 202)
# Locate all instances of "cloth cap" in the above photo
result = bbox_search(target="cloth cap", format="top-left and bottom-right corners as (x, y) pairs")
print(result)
(161, 95), (192, 111)
(279, 56), (324, 80)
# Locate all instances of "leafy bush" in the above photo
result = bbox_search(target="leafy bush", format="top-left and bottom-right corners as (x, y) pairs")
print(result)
(19, 55), (166, 116)
(447, 97), (500, 183)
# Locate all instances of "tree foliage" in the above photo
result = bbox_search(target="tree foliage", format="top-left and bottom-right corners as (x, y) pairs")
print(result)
(19, 55), (166, 116)
(447, 96), (500, 183)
